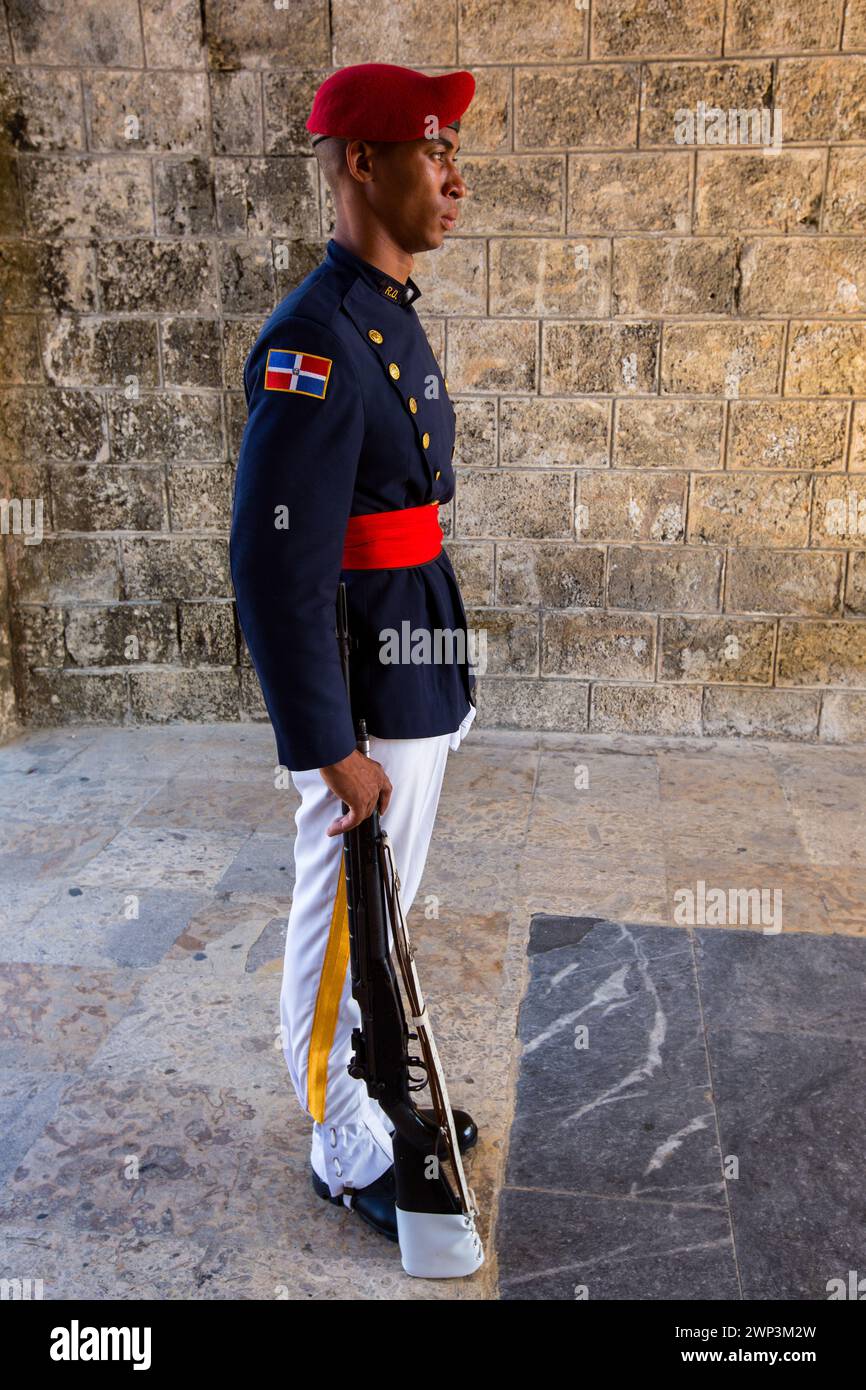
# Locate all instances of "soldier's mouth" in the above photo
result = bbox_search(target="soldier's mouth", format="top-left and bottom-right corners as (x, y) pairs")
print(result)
(441, 213), (457, 229)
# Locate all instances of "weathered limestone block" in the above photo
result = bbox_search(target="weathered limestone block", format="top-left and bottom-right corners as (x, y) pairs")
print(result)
(6, 538), (121, 604)
(846, 552), (866, 615)
(776, 57), (866, 141)
(695, 149), (824, 232)
(20, 157), (153, 238)
(577, 472), (686, 542)
(448, 157), (564, 235)
(612, 237), (737, 315)
(490, 238), (610, 317)
(178, 601), (236, 665)
(0, 67), (84, 150)
(220, 242), (278, 314)
(542, 611), (656, 679)
(5, 0), (143, 65)
(1, 389), (106, 462)
(412, 239), (486, 315)
(590, 683), (702, 735)
(640, 61), (774, 147)
(448, 319), (537, 392)
(19, 669), (127, 727)
(726, 550), (843, 615)
(463, 606), (539, 674)
(543, 322), (659, 394)
(595, 0), (724, 55)
(443, 540), (494, 606)
(84, 72), (208, 152)
(141, 0), (206, 68)
(42, 318), (159, 388)
(0, 242), (98, 313)
(784, 323), (866, 395)
(121, 537), (230, 600)
(725, 0), (842, 52)
(501, 398), (609, 468)
(689, 473), (810, 546)
(662, 322), (783, 395)
(51, 464), (166, 531)
(739, 238), (866, 315)
(727, 400), (848, 470)
(515, 66), (639, 148)
(819, 692), (866, 742)
(660, 615), (776, 682)
(456, 470), (573, 538)
(154, 158), (217, 236)
(568, 152), (691, 233)
(608, 546), (723, 611)
(826, 149), (866, 233)
(209, 71), (262, 157)
(65, 604), (179, 666)
(0, 315), (41, 384)
(459, 0), (586, 63)
(11, 605), (65, 666)
(161, 320), (222, 388)
(222, 320), (262, 388)
(452, 399), (497, 467)
(613, 399), (723, 469)
(203, 0), (328, 68)
(497, 542), (605, 608)
(703, 687), (820, 740)
(239, 666), (268, 717)
(474, 675), (590, 733)
(812, 476), (866, 547)
(129, 668), (240, 721)
(225, 392), (247, 460)
(107, 394), (223, 463)
(97, 241), (218, 313)
(777, 621), (866, 686)
(214, 157), (319, 238)
(167, 465), (233, 531)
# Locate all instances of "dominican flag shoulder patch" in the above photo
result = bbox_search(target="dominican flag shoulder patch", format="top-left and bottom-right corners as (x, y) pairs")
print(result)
(264, 348), (333, 399)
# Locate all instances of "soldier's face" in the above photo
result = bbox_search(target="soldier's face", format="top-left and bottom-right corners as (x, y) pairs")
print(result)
(372, 127), (466, 253)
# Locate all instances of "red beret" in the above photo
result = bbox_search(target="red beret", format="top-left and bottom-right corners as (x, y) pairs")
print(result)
(307, 62), (475, 143)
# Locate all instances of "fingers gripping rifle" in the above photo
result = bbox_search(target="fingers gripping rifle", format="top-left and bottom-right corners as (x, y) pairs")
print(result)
(335, 581), (483, 1279)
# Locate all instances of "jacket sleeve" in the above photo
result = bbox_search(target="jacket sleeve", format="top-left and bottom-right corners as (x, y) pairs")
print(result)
(230, 314), (365, 772)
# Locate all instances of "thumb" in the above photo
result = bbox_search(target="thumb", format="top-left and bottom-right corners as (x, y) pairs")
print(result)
(326, 810), (355, 836)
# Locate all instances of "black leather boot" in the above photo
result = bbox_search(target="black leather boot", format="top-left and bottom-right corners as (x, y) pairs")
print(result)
(311, 1107), (479, 1241)
(418, 1106), (478, 1153)
(311, 1164), (399, 1242)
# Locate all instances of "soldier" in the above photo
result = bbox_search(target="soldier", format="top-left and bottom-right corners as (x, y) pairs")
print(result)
(229, 63), (480, 1244)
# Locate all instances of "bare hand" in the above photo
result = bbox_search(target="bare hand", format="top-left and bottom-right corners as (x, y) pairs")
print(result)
(320, 749), (393, 836)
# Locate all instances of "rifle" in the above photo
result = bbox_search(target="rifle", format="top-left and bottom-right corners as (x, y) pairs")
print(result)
(335, 580), (484, 1279)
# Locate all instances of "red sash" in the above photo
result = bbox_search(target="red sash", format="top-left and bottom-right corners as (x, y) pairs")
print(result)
(342, 502), (442, 570)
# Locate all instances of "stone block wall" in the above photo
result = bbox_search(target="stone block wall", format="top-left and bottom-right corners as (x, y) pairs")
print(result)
(1, 0), (865, 747)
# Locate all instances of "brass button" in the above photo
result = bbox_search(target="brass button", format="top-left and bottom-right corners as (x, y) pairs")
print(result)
(444, 377), (449, 392)
(422, 431), (430, 447)
(435, 469), (441, 479)
(408, 396), (417, 413)
(368, 329), (383, 343)
(388, 362), (400, 379)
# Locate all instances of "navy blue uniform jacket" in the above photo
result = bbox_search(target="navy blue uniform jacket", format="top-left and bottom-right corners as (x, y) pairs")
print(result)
(229, 237), (475, 772)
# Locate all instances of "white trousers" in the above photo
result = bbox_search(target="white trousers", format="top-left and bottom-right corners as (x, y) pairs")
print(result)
(280, 703), (476, 1197)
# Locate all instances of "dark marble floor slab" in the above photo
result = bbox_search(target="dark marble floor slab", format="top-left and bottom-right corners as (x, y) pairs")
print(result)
(499, 915), (865, 1300)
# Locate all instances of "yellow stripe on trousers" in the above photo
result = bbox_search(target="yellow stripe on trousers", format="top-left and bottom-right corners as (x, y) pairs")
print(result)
(306, 859), (351, 1123)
